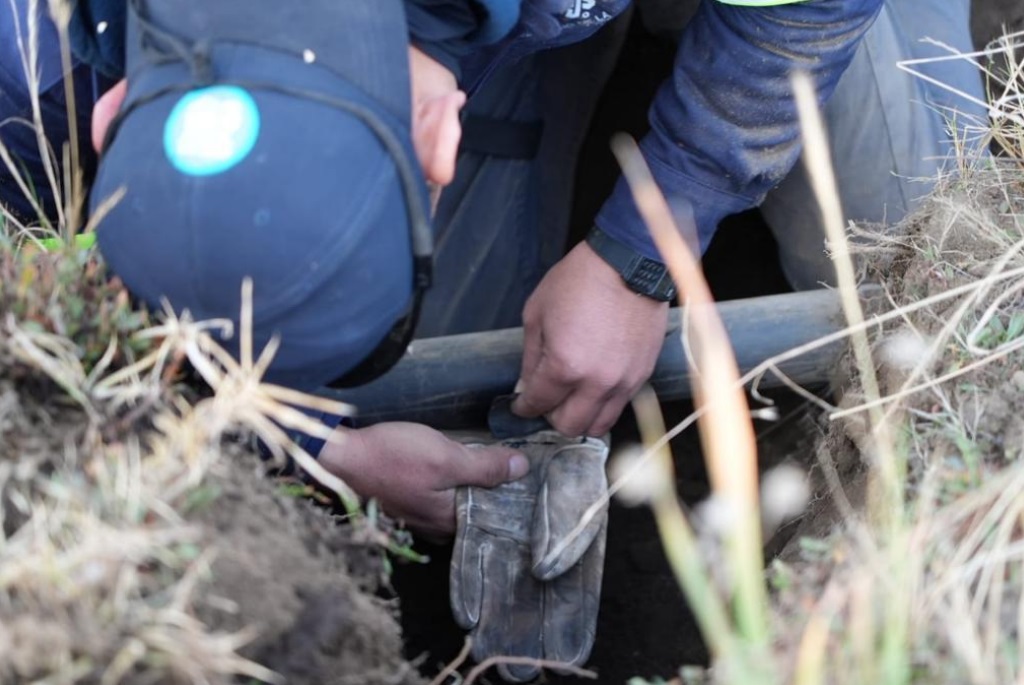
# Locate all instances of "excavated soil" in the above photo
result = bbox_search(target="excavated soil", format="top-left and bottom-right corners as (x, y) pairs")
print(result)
(188, 455), (420, 685)
(0, 252), (421, 685)
(973, 0), (1024, 50)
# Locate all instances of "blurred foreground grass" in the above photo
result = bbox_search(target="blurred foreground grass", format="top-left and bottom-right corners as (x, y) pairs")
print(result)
(617, 29), (1024, 685)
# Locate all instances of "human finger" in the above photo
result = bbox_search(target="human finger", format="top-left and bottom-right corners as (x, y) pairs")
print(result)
(518, 299), (544, 382)
(584, 391), (631, 437)
(92, 79), (127, 152)
(545, 386), (611, 438)
(446, 443), (530, 489)
(512, 355), (573, 420)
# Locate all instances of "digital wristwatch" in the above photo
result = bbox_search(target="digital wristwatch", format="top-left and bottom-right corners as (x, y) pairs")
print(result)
(585, 226), (677, 302)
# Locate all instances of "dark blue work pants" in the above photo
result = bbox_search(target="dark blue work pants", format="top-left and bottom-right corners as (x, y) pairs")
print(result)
(0, 3), (111, 225)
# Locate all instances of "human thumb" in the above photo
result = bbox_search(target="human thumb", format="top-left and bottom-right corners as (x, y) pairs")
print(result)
(92, 79), (127, 153)
(453, 444), (531, 489)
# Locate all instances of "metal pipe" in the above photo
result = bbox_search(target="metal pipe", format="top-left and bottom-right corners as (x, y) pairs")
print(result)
(322, 289), (853, 428)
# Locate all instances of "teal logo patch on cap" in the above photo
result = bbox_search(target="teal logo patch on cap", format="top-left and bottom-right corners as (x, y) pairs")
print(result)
(164, 86), (261, 176)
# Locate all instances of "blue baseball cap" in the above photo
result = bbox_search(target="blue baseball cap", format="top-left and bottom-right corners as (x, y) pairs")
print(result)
(92, 0), (432, 390)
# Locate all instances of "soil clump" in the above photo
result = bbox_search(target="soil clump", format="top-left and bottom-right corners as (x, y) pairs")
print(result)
(0, 250), (421, 685)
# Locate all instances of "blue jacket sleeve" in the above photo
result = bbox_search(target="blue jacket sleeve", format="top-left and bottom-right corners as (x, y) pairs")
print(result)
(595, 0), (884, 260)
(69, 0), (526, 80)
(406, 0), (523, 76)
(68, 0), (126, 78)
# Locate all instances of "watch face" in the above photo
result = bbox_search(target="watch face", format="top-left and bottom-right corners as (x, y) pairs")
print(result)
(626, 256), (675, 301)
(631, 259), (668, 295)
(586, 226), (676, 301)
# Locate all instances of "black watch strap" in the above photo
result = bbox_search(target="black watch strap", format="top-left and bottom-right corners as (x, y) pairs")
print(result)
(585, 226), (677, 302)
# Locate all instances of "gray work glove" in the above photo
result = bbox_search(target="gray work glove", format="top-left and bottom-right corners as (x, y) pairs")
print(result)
(450, 431), (609, 682)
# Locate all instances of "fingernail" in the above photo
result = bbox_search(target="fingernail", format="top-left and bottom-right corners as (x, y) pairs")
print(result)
(508, 454), (530, 480)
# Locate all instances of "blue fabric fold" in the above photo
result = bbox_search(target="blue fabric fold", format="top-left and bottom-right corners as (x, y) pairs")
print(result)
(407, 0), (522, 76)
(595, 0), (884, 260)
(67, 0), (127, 78)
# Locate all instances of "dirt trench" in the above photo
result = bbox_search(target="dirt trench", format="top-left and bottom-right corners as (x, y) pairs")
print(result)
(188, 454), (421, 685)
(973, 0), (1024, 49)
(393, 2), (1024, 683)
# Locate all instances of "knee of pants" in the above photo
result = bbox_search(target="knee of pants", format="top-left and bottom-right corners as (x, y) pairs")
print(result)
(763, 0), (984, 291)
(0, 64), (102, 224)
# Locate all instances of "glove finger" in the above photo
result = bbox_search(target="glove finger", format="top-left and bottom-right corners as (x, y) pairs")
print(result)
(450, 487), (485, 629)
(542, 517), (608, 668)
(452, 472), (541, 629)
(532, 438), (609, 580)
(469, 535), (545, 683)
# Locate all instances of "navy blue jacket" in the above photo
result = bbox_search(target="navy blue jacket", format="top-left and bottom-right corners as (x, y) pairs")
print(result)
(60, 0), (884, 257)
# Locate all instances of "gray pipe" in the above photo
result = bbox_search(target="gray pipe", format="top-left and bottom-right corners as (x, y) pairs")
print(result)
(322, 289), (851, 428)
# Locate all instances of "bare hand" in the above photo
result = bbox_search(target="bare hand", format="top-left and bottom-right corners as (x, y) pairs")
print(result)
(318, 422), (529, 539)
(512, 241), (669, 436)
(409, 46), (465, 188)
(92, 79), (127, 153)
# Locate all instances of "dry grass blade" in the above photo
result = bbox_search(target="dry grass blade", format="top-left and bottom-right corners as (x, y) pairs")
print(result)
(612, 134), (769, 647)
(629, 388), (743, 669)
(793, 579), (845, 685)
(182, 278), (361, 510)
(10, 0), (66, 230)
(791, 69), (917, 685)
(792, 71), (903, 527)
(462, 656), (596, 685)
(0, 118), (54, 234)
(428, 638), (474, 685)
(46, 0), (83, 231)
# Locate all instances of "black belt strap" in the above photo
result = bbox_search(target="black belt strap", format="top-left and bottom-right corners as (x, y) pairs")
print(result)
(459, 115), (544, 160)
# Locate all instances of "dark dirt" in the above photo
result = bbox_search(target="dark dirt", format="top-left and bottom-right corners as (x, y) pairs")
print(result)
(0, 413), (419, 684)
(189, 454), (421, 685)
(973, 0), (1024, 50)
(0, 383), (421, 685)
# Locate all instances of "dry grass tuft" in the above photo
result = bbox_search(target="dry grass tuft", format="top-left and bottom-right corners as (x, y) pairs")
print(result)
(618, 27), (1024, 685)
(0, 244), (409, 684)
(0, 242), (271, 683)
(769, 33), (1024, 685)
